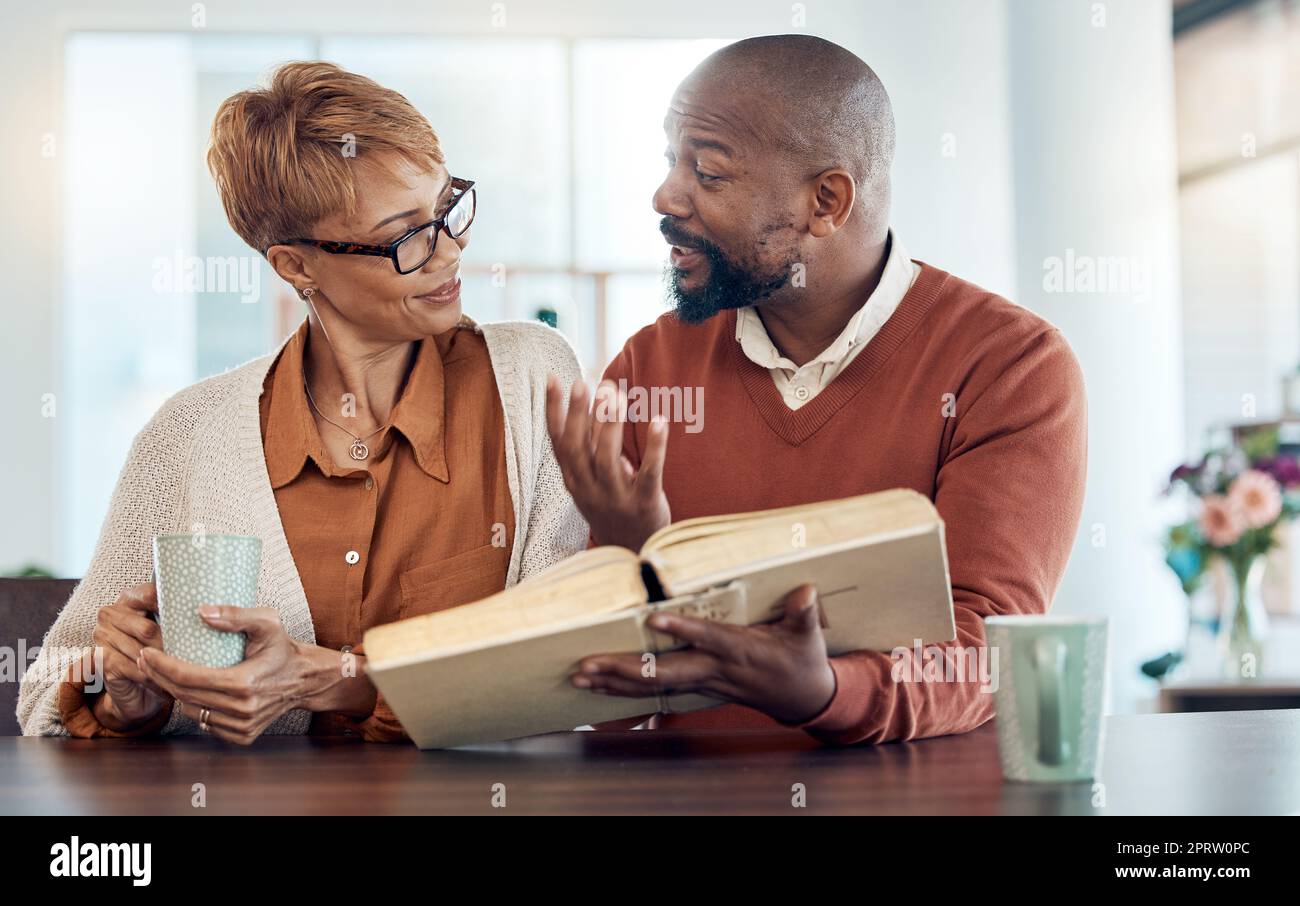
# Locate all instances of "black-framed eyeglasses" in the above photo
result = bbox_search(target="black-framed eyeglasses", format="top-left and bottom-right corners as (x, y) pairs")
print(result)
(276, 177), (476, 274)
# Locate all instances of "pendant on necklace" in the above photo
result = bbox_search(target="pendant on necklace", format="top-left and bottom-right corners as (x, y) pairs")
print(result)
(349, 440), (370, 461)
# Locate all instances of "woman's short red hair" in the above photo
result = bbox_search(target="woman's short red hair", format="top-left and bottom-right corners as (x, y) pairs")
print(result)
(206, 60), (444, 253)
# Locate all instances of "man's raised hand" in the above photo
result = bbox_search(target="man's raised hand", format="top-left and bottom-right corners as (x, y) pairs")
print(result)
(545, 375), (671, 551)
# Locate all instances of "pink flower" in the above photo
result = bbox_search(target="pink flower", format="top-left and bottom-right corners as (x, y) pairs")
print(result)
(1199, 494), (1244, 546)
(1228, 469), (1283, 529)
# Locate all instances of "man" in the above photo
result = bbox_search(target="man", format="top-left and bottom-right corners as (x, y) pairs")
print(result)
(545, 34), (1087, 744)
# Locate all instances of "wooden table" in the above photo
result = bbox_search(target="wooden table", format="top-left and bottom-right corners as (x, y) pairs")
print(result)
(2, 710), (1297, 815)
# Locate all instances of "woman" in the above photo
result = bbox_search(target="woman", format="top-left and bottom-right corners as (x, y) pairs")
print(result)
(17, 61), (588, 744)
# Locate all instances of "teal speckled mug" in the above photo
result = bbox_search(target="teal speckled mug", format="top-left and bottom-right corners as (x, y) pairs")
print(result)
(984, 615), (1109, 783)
(152, 533), (262, 668)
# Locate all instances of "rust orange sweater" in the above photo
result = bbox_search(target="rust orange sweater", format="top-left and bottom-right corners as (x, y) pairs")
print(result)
(601, 262), (1088, 745)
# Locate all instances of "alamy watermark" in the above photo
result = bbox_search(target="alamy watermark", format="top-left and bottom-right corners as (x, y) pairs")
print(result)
(593, 380), (705, 434)
(152, 251), (261, 304)
(890, 639), (999, 693)
(1042, 249), (1150, 304)
(3, 642), (103, 693)
(50, 837), (151, 886)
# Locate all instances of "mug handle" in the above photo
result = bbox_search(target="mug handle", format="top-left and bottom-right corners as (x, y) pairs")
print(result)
(1032, 636), (1069, 766)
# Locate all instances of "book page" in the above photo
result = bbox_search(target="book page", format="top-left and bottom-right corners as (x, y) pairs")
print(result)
(365, 547), (646, 664)
(643, 489), (938, 593)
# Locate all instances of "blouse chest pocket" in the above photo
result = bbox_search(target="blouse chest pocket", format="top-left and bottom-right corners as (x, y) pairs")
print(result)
(398, 543), (511, 619)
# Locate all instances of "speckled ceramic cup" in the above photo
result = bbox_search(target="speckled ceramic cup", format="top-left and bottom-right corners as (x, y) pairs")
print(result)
(152, 533), (262, 668)
(985, 615), (1109, 783)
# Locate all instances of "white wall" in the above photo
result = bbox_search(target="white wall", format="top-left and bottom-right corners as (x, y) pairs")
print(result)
(62, 34), (199, 577)
(0, 5), (62, 575)
(1006, 0), (1185, 713)
(1180, 155), (1300, 453)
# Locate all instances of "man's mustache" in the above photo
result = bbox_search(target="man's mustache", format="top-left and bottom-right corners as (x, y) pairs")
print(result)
(659, 218), (709, 252)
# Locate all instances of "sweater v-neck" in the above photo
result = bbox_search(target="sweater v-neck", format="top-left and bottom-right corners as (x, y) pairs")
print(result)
(728, 262), (950, 446)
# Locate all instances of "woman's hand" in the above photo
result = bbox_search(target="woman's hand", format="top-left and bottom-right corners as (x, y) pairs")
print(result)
(545, 375), (672, 551)
(87, 583), (170, 730)
(136, 605), (312, 746)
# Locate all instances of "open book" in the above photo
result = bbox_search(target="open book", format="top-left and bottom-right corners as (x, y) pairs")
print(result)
(363, 488), (955, 748)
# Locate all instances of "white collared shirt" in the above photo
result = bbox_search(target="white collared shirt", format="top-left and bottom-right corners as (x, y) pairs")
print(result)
(735, 231), (920, 410)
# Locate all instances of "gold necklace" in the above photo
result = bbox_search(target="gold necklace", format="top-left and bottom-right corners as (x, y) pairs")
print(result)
(301, 363), (387, 461)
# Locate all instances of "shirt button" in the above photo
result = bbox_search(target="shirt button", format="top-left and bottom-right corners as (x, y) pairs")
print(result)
(345, 550), (360, 565)
(364, 477), (374, 490)
(794, 385), (811, 401)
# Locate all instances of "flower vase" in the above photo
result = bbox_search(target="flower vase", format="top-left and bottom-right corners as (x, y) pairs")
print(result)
(1219, 557), (1269, 679)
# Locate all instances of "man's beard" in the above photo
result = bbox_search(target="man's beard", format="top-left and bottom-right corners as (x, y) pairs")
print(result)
(660, 217), (796, 325)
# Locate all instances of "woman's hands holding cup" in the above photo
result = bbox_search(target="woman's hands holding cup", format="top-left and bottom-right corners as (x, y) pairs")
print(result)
(137, 605), (313, 746)
(87, 582), (171, 730)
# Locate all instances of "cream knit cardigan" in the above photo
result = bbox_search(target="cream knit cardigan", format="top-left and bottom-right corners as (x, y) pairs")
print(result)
(18, 318), (589, 737)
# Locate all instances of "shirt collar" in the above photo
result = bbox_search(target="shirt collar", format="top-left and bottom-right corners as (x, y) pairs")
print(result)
(735, 229), (914, 372)
(388, 332), (449, 483)
(262, 318), (449, 488)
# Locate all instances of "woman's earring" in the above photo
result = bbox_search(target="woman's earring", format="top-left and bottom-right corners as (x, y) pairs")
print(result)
(300, 286), (315, 300)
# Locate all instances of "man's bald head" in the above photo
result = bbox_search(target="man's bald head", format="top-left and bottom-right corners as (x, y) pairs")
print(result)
(655, 35), (896, 323)
(682, 34), (895, 205)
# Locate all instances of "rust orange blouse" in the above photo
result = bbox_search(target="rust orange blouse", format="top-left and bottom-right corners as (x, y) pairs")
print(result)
(261, 317), (515, 740)
(59, 317), (515, 742)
